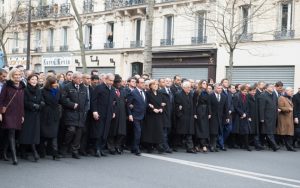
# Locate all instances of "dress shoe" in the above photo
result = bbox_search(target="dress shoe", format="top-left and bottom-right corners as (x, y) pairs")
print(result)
(287, 147), (297, 152)
(202, 146), (208, 153)
(214, 148), (219, 152)
(101, 151), (107, 157)
(165, 149), (173, 154)
(172, 148), (178, 152)
(245, 147), (252, 152)
(135, 151), (141, 156)
(95, 150), (101, 158)
(79, 151), (88, 157)
(220, 147), (227, 151)
(272, 146), (280, 152)
(186, 149), (197, 154)
(116, 148), (122, 155)
(72, 153), (80, 159)
(255, 145), (265, 151)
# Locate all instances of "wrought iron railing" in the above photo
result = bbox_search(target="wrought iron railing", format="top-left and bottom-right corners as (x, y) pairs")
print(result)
(12, 48), (19, 54)
(105, 0), (146, 10)
(191, 36), (207, 45)
(274, 30), (295, 40)
(104, 42), (115, 48)
(160, 38), (174, 46)
(83, 1), (94, 13)
(130, 40), (143, 48)
(46, 46), (54, 52)
(236, 33), (253, 42)
(60, 45), (69, 52)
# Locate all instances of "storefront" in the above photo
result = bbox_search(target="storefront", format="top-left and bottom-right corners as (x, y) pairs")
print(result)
(42, 56), (72, 73)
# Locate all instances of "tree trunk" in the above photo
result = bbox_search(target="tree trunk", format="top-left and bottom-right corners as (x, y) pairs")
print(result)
(0, 41), (8, 66)
(143, 0), (154, 77)
(70, 0), (87, 73)
(227, 48), (234, 83)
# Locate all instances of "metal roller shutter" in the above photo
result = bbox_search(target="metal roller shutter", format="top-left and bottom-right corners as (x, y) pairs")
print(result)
(226, 66), (294, 87)
(152, 68), (208, 80)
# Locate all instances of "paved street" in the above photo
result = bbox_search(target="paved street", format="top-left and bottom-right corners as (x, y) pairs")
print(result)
(0, 148), (300, 188)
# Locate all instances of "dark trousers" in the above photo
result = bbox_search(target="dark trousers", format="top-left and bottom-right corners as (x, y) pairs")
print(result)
(265, 134), (279, 149)
(107, 135), (125, 151)
(39, 137), (58, 156)
(80, 126), (89, 154)
(160, 127), (171, 150)
(132, 119), (142, 152)
(184, 135), (194, 150)
(218, 123), (232, 147)
(210, 134), (218, 148)
(63, 126), (82, 154)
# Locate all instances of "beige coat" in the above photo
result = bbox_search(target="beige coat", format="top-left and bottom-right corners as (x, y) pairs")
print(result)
(277, 96), (294, 136)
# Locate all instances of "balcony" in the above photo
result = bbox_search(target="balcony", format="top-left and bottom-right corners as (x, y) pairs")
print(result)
(23, 48), (27, 53)
(191, 36), (207, 45)
(32, 5), (59, 20)
(104, 42), (115, 49)
(130, 40), (143, 48)
(274, 30), (295, 40)
(157, 0), (176, 3)
(83, 1), (94, 13)
(84, 43), (93, 50)
(236, 33), (253, 42)
(160, 38), (174, 46)
(46, 46), (54, 52)
(60, 3), (71, 16)
(12, 48), (19, 54)
(60, 45), (69, 52)
(35, 47), (42, 53)
(105, 0), (146, 11)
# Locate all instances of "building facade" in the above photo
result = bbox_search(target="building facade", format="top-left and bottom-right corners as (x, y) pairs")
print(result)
(1, 0), (300, 88)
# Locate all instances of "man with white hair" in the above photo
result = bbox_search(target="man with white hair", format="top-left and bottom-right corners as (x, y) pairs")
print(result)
(91, 73), (116, 157)
(60, 72), (89, 159)
(174, 81), (196, 153)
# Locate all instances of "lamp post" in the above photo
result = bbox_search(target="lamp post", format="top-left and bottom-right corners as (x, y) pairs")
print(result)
(26, 0), (32, 70)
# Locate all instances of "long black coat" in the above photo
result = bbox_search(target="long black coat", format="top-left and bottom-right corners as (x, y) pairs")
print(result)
(174, 90), (194, 135)
(159, 88), (173, 129)
(142, 90), (165, 144)
(247, 94), (259, 134)
(90, 83), (116, 139)
(293, 92), (300, 120)
(208, 93), (229, 135)
(193, 90), (210, 139)
(19, 84), (44, 144)
(109, 88), (127, 137)
(40, 88), (62, 138)
(259, 91), (278, 134)
(61, 82), (88, 127)
(233, 93), (250, 135)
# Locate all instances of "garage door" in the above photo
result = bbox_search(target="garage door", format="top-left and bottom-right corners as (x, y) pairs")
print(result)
(152, 68), (208, 80)
(76, 67), (115, 74)
(226, 66), (294, 87)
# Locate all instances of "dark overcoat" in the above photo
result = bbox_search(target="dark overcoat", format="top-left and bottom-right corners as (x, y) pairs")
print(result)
(259, 91), (278, 134)
(233, 93), (250, 135)
(0, 80), (25, 130)
(19, 84), (44, 144)
(174, 90), (194, 135)
(247, 94), (259, 134)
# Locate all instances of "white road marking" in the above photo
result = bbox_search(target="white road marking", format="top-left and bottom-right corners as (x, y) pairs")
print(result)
(142, 154), (300, 188)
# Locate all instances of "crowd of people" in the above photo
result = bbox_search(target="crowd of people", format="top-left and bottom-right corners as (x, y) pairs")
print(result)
(0, 65), (299, 166)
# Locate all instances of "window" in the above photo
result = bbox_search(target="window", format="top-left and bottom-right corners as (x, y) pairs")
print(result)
(242, 6), (249, 34)
(35, 30), (41, 48)
(195, 11), (206, 43)
(62, 27), (68, 46)
(135, 19), (141, 42)
(132, 62), (143, 77)
(165, 15), (173, 41)
(105, 22), (114, 48)
(281, 2), (292, 32)
(13, 32), (18, 48)
(48, 28), (54, 47)
(84, 25), (92, 49)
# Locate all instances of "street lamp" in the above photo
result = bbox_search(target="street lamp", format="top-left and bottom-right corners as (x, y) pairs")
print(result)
(26, 0), (31, 70)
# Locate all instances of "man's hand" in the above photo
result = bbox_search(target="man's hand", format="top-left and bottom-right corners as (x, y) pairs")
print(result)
(74, 103), (78, 109)
(295, 118), (299, 124)
(179, 105), (183, 110)
(226, 119), (230, 123)
(161, 103), (166, 107)
(149, 104), (154, 109)
(112, 113), (116, 119)
(93, 112), (100, 120)
(194, 115), (197, 119)
(208, 115), (211, 119)
(129, 104), (134, 109)
(153, 109), (160, 113)
(248, 118), (252, 122)
(129, 115), (133, 122)
(22, 117), (24, 124)
(0, 114), (2, 122)
(241, 113), (246, 119)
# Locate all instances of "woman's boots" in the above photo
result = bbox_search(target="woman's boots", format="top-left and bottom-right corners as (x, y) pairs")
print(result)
(8, 131), (18, 165)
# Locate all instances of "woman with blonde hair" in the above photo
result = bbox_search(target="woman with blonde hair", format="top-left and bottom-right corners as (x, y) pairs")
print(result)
(0, 68), (25, 165)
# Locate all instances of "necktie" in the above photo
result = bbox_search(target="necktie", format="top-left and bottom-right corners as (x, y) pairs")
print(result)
(140, 91), (145, 101)
(217, 94), (220, 102)
(75, 85), (79, 91)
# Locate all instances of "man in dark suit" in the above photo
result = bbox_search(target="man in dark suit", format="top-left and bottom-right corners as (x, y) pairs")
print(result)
(209, 83), (230, 152)
(259, 84), (280, 151)
(60, 72), (89, 159)
(91, 73), (116, 157)
(127, 78), (147, 156)
(219, 78), (234, 150)
(293, 87), (300, 147)
(254, 81), (265, 150)
(158, 78), (173, 153)
(170, 75), (182, 95)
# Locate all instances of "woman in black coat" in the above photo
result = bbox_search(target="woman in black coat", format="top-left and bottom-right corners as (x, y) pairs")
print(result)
(233, 85), (251, 151)
(193, 80), (211, 153)
(40, 76), (62, 160)
(142, 80), (165, 153)
(19, 74), (44, 161)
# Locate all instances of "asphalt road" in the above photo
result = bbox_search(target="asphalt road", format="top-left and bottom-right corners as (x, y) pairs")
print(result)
(0, 148), (300, 188)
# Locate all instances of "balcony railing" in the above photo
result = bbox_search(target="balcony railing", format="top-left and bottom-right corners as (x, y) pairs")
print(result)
(105, 0), (146, 11)
(46, 46), (54, 52)
(60, 45), (69, 52)
(83, 1), (94, 13)
(12, 48), (19, 54)
(160, 38), (174, 46)
(130, 40), (143, 48)
(274, 30), (295, 40)
(191, 36), (207, 45)
(35, 47), (42, 53)
(157, 0), (176, 3)
(104, 42), (115, 49)
(236, 33), (253, 42)
(23, 48), (27, 53)
(84, 43), (93, 50)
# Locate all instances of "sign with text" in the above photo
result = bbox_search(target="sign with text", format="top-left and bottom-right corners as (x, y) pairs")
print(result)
(8, 56), (27, 67)
(42, 57), (71, 67)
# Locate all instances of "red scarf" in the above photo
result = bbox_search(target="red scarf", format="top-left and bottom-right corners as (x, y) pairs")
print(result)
(241, 93), (246, 103)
